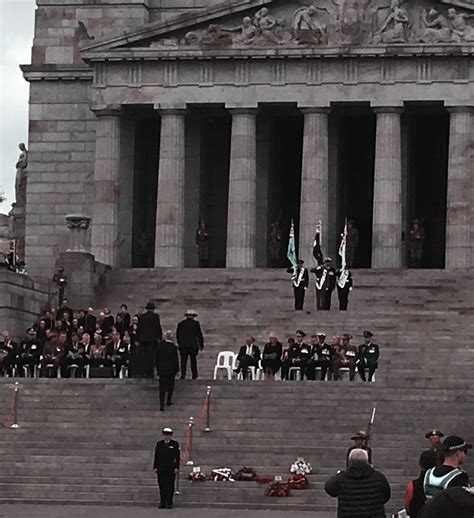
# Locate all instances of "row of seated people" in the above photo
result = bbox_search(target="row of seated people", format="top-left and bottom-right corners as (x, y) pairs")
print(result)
(0, 328), (131, 378)
(233, 330), (380, 381)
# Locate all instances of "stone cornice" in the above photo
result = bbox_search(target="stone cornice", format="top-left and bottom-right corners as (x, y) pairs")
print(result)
(21, 64), (92, 82)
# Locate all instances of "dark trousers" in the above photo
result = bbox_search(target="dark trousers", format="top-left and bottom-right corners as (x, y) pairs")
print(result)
(180, 349), (198, 379)
(159, 375), (175, 408)
(337, 286), (350, 311)
(157, 470), (176, 507)
(236, 356), (259, 380)
(332, 360), (356, 381)
(316, 289), (332, 310)
(293, 286), (305, 310)
(16, 356), (39, 377)
(358, 362), (377, 381)
(138, 342), (156, 378)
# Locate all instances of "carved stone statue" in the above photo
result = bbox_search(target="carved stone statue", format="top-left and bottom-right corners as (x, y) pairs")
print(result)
(292, 5), (327, 45)
(419, 9), (451, 43)
(222, 16), (258, 45)
(15, 143), (28, 207)
(253, 7), (283, 45)
(332, 0), (371, 44)
(201, 24), (233, 47)
(448, 8), (474, 42)
(374, 0), (409, 44)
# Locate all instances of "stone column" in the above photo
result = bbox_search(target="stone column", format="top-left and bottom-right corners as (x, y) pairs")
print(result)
(299, 108), (330, 260)
(154, 109), (186, 267)
(91, 108), (121, 267)
(372, 107), (403, 268)
(226, 109), (257, 268)
(446, 107), (473, 269)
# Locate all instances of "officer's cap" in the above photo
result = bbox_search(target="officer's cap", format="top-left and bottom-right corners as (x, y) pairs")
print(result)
(296, 330), (306, 337)
(342, 333), (353, 340)
(363, 331), (373, 338)
(351, 431), (368, 440)
(317, 332), (326, 338)
(162, 427), (173, 435)
(425, 429), (444, 439)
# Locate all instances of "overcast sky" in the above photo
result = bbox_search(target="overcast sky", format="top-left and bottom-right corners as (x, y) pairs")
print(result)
(0, 0), (35, 214)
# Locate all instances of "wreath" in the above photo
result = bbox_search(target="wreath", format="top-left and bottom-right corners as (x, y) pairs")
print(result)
(290, 458), (313, 475)
(288, 473), (309, 490)
(265, 481), (290, 497)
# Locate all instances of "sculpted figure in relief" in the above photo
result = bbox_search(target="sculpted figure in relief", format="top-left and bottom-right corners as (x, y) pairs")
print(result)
(419, 8), (451, 43)
(253, 7), (283, 44)
(374, 0), (409, 43)
(15, 143), (28, 207)
(331, 0), (371, 43)
(448, 8), (474, 42)
(222, 16), (258, 45)
(292, 5), (327, 44)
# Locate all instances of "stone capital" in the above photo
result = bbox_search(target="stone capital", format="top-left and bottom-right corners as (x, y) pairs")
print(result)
(446, 105), (474, 115)
(299, 107), (331, 116)
(372, 106), (404, 115)
(227, 106), (258, 116)
(153, 103), (187, 115)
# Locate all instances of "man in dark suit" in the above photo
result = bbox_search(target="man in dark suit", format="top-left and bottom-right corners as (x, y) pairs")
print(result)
(0, 330), (19, 377)
(176, 309), (204, 379)
(156, 331), (179, 411)
(357, 331), (380, 382)
(234, 335), (261, 380)
(312, 257), (337, 311)
(137, 301), (162, 378)
(287, 259), (309, 311)
(153, 427), (180, 509)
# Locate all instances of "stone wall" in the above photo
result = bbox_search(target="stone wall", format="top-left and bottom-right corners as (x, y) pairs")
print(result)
(0, 270), (51, 341)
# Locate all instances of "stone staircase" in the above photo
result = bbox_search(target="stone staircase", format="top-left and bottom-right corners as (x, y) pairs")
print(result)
(1, 268), (473, 513)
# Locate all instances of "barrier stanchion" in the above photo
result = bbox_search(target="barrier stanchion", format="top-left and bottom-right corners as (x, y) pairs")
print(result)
(204, 386), (211, 433)
(186, 417), (194, 466)
(11, 382), (19, 429)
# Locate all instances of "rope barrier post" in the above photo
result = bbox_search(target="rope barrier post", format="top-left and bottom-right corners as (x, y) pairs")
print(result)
(204, 386), (211, 433)
(10, 382), (20, 429)
(186, 417), (194, 466)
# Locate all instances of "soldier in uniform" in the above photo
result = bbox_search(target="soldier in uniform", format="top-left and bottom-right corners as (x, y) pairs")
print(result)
(281, 337), (300, 380)
(346, 431), (373, 466)
(315, 332), (335, 380)
(287, 259), (309, 311)
(196, 219), (210, 267)
(345, 219), (359, 268)
(426, 430), (445, 465)
(153, 427), (180, 509)
(408, 219), (425, 268)
(336, 267), (353, 311)
(336, 333), (358, 381)
(357, 331), (380, 382)
(16, 328), (42, 377)
(295, 330), (311, 379)
(312, 258), (336, 311)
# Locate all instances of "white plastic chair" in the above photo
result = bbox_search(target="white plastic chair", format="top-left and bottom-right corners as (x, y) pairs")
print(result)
(213, 351), (236, 380)
(288, 366), (301, 381)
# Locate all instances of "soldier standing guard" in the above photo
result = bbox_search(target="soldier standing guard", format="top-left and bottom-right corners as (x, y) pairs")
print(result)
(345, 219), (359, 268)
(408, 219), (425, 268)
(336, 267), (353, 311)
(196, 219), (210, 267)
(52, 267), (68, 308)
(346, 431), (373, 466)
(312, 257), (336, 311)
(287, 259), (309, 311)
(153, 427), (180, 509)
(268, 220), (282, 267)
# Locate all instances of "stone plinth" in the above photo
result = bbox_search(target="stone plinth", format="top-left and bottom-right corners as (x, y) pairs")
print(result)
(446, 107), (473, 269)
(154, 109), (186, 267)
(226, 109), (257, 268)
(65, 214), (91, 253)
(299, 108), (329, 261)
(372, 107), (403, 268)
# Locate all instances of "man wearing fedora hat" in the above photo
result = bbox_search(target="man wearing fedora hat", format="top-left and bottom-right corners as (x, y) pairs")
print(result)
(153, 427), (180, 509)
(176, 309), (204, 379)
(136, 301), (162, 378)
(423, 435), (471, 502)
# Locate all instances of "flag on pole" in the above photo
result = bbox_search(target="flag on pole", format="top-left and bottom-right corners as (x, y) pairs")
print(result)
(312, 221), (323, 266)
(287, 219), (298, 270)
(339, 219), (347, 270)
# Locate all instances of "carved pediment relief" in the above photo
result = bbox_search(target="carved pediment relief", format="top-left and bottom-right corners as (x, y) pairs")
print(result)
(81, 0), (474, 58)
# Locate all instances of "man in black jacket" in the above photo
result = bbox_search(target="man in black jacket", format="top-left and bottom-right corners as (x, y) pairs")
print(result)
(176, 309), (204, 379)
(325, 448), (391, 518)
(418, 486), (474, 518)
(153, 427), (180, 509)
(156, 331), (179, 411)
(16, 328), (42, 377)
(287, 259), (309, 311)
(137, 301), (162, 378)
(234, 335), (261, 380)
(357, 331), (380, 382)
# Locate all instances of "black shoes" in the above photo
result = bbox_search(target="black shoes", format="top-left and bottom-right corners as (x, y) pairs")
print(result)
(166, 400), (173, 406)
(159, 406), (164, 412)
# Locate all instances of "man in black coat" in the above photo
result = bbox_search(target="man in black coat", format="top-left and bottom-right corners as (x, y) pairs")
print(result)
(234, 335), (261, 380)
(325, 448), (390, 518)
(153, 427), (180, 509)
(176, 309), (204, 379)
(156, 331), (179, 411)
(287, 259), (309, 311)
(418, 486), (474, 518)
(137, 301), (163, 378)
(312, 257), (337, 311)
(357, 331), (380, 382)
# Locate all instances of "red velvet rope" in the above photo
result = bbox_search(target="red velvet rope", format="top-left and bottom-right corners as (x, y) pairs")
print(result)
(0, 387), (17, 428)
(180, 392), (210, 462)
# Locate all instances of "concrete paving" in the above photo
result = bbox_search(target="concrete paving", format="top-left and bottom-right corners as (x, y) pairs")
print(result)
(0, 505), (335, 518)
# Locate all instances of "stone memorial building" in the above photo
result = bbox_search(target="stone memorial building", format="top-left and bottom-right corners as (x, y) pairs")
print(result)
(22, 0), (473, 278)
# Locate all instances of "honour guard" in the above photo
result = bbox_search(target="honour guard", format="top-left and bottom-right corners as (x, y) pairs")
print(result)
(312, 258), (336, 311)
(336, 267), (353, 311)
(288, 259), (309, 311)
(346, 431), (373, 466)
(153, 427), (180, 509)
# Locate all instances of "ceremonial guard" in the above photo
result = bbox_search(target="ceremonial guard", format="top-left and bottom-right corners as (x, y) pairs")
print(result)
(345, 220), (359, 268)
(346, 431), (373, 466)
(312, 258), (336, 311)
(153, 427), (180, 509)
(281, 337), (300, 381)
(234, 335), (261, 380)
(156, 331), (180, 411)
(426, 430), (445, 464)
(287, 259), (309, 311)
(196, 219), (210, 267)
(137, 301), (163, 378)
(357, 331), (380, 382)
(176, 309), (204, 379)
(336, 267), (353, 311)
(408, 219), (425, 268)
(268, 220), (282, 267)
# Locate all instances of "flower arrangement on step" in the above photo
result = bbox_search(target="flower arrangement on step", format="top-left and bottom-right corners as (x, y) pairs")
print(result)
(289, 457), (312, 475)
(287, 473), (309, 490)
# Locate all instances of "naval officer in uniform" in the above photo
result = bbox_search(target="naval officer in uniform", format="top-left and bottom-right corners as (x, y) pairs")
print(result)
(153, 427), (180, 509)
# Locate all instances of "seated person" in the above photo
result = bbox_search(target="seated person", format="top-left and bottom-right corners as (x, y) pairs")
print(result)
(40, 331), (65, 377)
(295, 330), (312, 380)
(106, 331), (130, 378)
(333, 333), (358, 381)
(62, 331), (88, 378)
(357, 331), (380, 382)
(16, 328), (42, 377)
(315, 333), (335, 381)
(89, 333), (107, 368)
(281, 337), (300, 380)
(328, 335), (342, 380)
(305, 334), (320, 381)
(234, 335), (261, 380)
(261, 333), (282, 380)
(0, 330), (18, 377)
